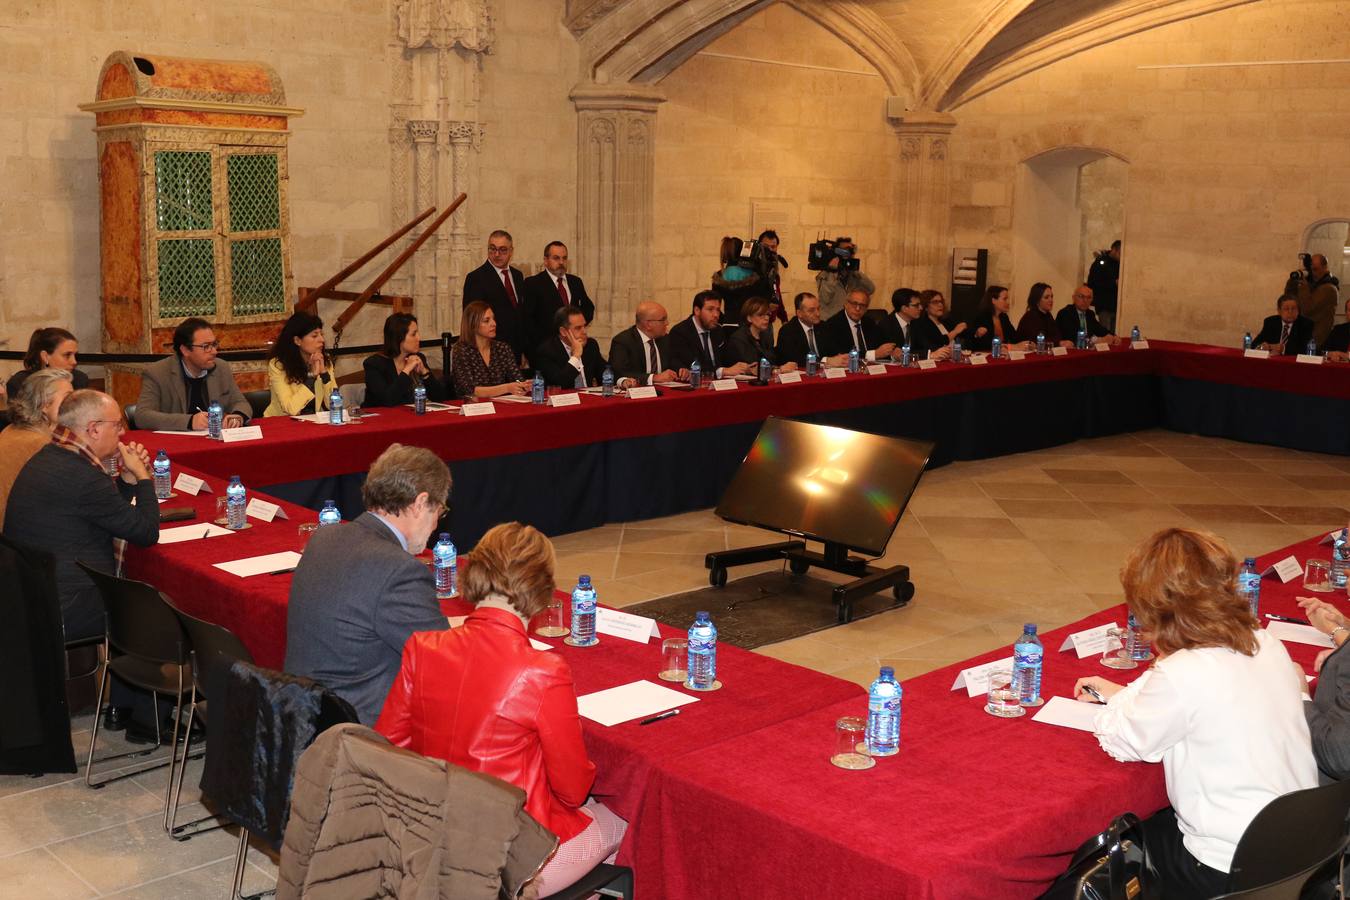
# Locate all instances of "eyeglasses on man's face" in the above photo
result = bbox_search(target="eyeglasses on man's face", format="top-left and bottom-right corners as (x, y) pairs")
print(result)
(190, 341), (221, 351)
(90, 419), (126, 434)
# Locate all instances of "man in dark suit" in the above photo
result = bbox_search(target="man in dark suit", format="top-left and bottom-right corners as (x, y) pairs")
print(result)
(877, 288), (931, 356)
(667, 291), (753, 378)
(819, 289), (898, 361)
(608, 301), (684, 388)
(284, 444), (451, 725)
(134, 317), (251, 431)
(1253, 294), (1316, 357)
(776, 292), (849, 367)
(462, 230), (528, 363)
(1299, 589), (1350, 782)
(521, 241), (595, 355)
(533, 305), (608, 388)
(1055, 284), (1120, 347)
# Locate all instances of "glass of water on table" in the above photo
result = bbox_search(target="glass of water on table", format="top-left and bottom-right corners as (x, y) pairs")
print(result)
(985, 667), (1024, 718)
(830, 716), (874, 770)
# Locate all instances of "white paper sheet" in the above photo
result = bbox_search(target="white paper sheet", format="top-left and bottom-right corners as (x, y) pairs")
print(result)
(153, 429), (208, 436)
(213, 551), (303, 578)
(493, 394), (533, 404)
(1031, 696), (1101, 733)
(158, 523), (234, 545)
(1266, 620), (1334, 649)
(576, 680), (700, 727)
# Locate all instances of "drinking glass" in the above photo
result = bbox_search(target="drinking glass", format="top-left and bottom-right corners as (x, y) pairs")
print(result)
(297, 523), (319, 544)
(985, 668), (1025, 718)
(658, 639), (688, 683)
(535, 598), (568, 638)
(1304, 559), (1332, 593)
(214, 495), (228, 525)
(347, 404), (362, 423)
(1100, 627), (1137, 670)
(830, 716), (875, 770)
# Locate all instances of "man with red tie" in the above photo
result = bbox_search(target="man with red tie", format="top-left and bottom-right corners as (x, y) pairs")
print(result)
(522, 241), (596, 355)
(463, 230), (529, 364)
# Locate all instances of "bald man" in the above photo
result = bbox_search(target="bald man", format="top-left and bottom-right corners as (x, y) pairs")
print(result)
(1291, 253), (1339, 347)
(608, 302), (686, 388)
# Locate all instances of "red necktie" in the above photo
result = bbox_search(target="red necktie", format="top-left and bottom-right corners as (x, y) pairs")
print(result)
(556, 276), (568, 305)
(501, 269), (518, 308)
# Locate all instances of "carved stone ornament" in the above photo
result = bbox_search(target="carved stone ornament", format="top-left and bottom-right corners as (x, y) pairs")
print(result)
(900, 137), (920, 161)
(409, 119), (440, 142)
(929, 138), (947, 161)
(396, 0), (494, 53)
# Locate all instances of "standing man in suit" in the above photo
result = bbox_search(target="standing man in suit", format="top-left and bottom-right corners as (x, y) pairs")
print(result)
(522, 241), (595, 354)
(133, 317), (251, 431)
(776, 292), (849, 367)
(608, 302), (685, 388)
(284, 444), (451, 725)
(819, 289), (897, 361)
(533, 305), (607, 389)
(667, 291), (753, 378)
(463, 230), (529, 364)
(1055, 284), (1120, 347)
(1252, 294), (1316, 357)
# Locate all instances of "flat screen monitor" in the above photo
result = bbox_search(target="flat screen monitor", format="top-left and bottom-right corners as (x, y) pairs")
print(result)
(716, 418), (933, 557)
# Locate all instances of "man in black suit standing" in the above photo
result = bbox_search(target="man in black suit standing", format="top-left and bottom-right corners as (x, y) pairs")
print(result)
(608, 301), (685, 388)
(1253, 294), (1316, 357)
(776, 292), (848, 367)
(1055, 284), (1120, 347)
(533, 305), (608, 389)
(522, 241), (595, 354)
(667, 291), (753, 378)
(462, 230), (529, 363)
(819, 289), (898, 361)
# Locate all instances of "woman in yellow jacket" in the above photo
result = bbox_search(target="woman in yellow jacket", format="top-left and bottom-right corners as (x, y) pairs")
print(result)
(263, 311), (339, 416)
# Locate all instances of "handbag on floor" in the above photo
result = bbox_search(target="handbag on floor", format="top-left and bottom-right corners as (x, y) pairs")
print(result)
(1040, 812), (1156, 900)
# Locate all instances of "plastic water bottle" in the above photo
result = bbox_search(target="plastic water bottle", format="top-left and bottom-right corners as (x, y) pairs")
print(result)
(1076, 330), (1088, 350)
(866, 666), (901, 757)
(207, 400), (223, 439)
(1035, 332), (1046, 355)
(1238, 557), (1261, 616)
(848, 348), (860, 373)
(1131, 325), (1141, 342)
(991, 337), (1002, 359)
(1124, 613), (1151, 661)
(531, 371), (546, 405)
(1330, 528), (1349, 591)
(1307, 338), (1318, 357)
(1012, 623), (1043, 707)
(900, 344), (912, 367)
(951, 339), (963, 364)
(226, 476), (247, 530)
(433, 533), (458, 598)
(689, 358), (702, 389)
(686, 611), (717, 689)
(601, 366), (614, 397)
(805, 351), (818, 376)
(1243, 332), (1253, 350)
(328, 388), (344, 425)
(413, 383), (427, 414)
(757, 356), (771, 383)
(318, 500), (341, 527)
(569, 575), (597, 646)
(153, 450), (171, 500)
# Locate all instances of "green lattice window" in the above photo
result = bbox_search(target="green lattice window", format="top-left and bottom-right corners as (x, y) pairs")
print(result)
(155, 151), (213, 232)
(230, 238), (285, 316)
(227, 154), (280, 232)
(157, 238), (217, 318)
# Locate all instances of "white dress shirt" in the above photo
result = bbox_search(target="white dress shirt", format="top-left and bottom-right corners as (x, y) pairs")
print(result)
(693, 323), (725, 378)
(893, 312), (911, 345)
(845, 316), (877, 362)
(1092, 629), (1317, 872)
(562, 337), (585, 387)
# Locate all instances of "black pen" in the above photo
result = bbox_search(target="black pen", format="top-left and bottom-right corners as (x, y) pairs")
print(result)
(1265, 613), (1311, 626)
(639, 709), (680, 726)
(1080, 684), (1106, 704)
(267, 567), (297, 576)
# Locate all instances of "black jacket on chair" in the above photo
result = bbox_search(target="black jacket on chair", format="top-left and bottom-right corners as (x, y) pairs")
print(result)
(1252, 314), (1316, 356)
(462, 261), (528, 361)
(667, 317), (726, 372)
(818, 310), (886, 358)
(532, 336), (607, 388)
(521, 272), (595, 354)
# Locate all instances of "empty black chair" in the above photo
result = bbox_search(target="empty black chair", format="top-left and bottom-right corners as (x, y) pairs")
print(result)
(123, 403), (138, 430)
(244, 389), (270, 420)
(1214, 779), (1350, 898)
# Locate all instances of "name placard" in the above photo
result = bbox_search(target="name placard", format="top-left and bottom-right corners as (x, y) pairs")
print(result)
(917, 359), (938, 370)
(1262, 555), (1303, 583)
(1243, 348), (1270, 359)
(778, 371), (803, 384)
(1007, 350), (1027, 361)
(866, 364), (887, 376)
(594, 607), (661, 644)
(1051, 347), (1069, 357)
(711, 379), (738, 391)
(245, 497), (288, 523)
(1131, 340), (1150, 350)
(951, 657), (1015, 698)
(461, 402), (496, 417)
(220, 425), (263, 443)
(1058, 622), (1121, 659)
(173, 473), (209, 496)
(627, 385), (658, 399)
(1094, 342), (1111, 352)
(823, 368), (848, 379)
(549, 392), (581, 407)
(969, 354), (988, 366)
(1297, 354), (1325, 366)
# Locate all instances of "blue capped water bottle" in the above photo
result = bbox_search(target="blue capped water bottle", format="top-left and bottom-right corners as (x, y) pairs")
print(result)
(1012, 623), (1043, 707)
(207, 400), (223, 439)
(991, 337), (1002, 360)
(567, 575), (597, 647)
(686, 611), (718, 689)
(1125, 613), (1152, 661)
(689, 358), (701, 389)
(1242, 332), (1253, 350)
(866, 666), (901, 757)
(1331, 528), (1348, 591)
(900, 344), (911, 367)
(413, 383), (427, 414)
(1076, 330), (1088, 350)
(601, 365), (614, 397)
(805, 351), (818, 376)
(531, 371), (546, 405)
(1238, 557), (1261, 616)
(848, 348), (860, 373)
(318, 500), (341, 527)
(433, 533), (458, 598)
(757, 356), (771, 383)
(226, 475), (247, 530)
(1035, 332), (1046, 355)
(951, 339), (963, 364)
(1131, 325), (1141, 342)
(1307, 338), (1318, 357)
(328, 387), (344, 425)
(153, 450), (171, 500)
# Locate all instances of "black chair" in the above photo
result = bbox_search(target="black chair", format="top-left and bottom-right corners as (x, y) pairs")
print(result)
(123, 403), (138, 430)
(76, 563), (192, 822)
(543, 863), (634, 900)
(163, 602), (254, 839)
(1214, 779), (1350, 898)
(244, 389), (270, 420)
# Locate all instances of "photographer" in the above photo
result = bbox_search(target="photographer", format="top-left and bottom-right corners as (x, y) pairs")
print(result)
(1086, 239), (1120, 332)
(712, 236), (766, 325)
(758, 230), (788, 323)
(813, 238), (875, 320)
(1286, 253), (1338, 347)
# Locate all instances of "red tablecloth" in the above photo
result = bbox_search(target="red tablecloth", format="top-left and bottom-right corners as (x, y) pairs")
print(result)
(1152, 340), (1350, 400)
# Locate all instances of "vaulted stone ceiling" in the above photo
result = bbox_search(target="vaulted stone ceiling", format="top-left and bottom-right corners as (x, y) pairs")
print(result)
(565, 0), (1255, 110)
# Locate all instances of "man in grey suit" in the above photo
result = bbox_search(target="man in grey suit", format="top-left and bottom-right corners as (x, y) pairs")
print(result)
(1299, 587), (1350, 782)
(284, 444), (451, 725)
(134, 317), (251, 431)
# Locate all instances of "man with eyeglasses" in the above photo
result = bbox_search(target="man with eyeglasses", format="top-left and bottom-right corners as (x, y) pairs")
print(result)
(463, 230), (529, 365)
(608, 301), (685, 388)
(819, 289), (898, 361)
(878, 288), (932, 357)
(134, 317), (251, 431)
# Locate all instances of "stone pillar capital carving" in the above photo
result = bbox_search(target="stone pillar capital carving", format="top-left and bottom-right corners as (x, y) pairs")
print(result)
(408, 119), (440, 142)
(888, 110), (956, 294)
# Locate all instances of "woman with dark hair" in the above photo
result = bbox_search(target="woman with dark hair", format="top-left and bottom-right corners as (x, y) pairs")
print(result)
(966, 285), (1032, 353)
(377, 522), (627, 896)
(909, 290), (962, 359)
(711, 235), (764, 325)
(263, 311), (338, 417)
(1015, 283), (1071, 348)
(720, 297), (797, 371)
(362, 312), (449, 407)
(1074, 528), (1316, 899)
(5, 327), (90, 398)
(452, 301), (530, 399)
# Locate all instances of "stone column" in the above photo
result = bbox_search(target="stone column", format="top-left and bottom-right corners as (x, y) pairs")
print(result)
(409, 119), (440, 333)
(889, 111), (957, 293)
(570, 84), (665, 337)
(444, 120), (481, 335)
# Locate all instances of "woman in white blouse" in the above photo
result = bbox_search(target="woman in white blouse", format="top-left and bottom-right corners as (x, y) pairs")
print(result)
(1074, 528), (1317, 899)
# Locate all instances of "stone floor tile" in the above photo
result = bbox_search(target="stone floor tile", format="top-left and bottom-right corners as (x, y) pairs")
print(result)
(0, 847), (97, 899)
(994, 497), (1098, 520)
(978, 481), (1076, 501)
(0, 775), (165, 856)
(915, 516), (1024, 540)
(1043, 468), (1137, 485)
(1173, 504), (1282, 525)
(102, 854), (276, 899)
(1258, 505), (1350, 527)
(618, 528), (726, 556)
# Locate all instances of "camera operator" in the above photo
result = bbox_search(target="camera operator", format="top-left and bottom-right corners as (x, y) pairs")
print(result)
(712, 236), (766, 325)
(757, 230), (788, 323)
(1286, 253), (1338, 348)
(813, 238), (875, 320)
(1086, 239), (1121, 333)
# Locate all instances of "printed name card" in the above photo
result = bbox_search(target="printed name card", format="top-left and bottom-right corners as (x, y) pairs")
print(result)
(1058, 622), (1121, 659)
(220, 425), (263, 443)
(549, 392), (581, 408)
(595, 607), (662, 644)
(1261, 555), (1303, 583)
(917, 359), (938, 370)
(1320, 530), (1341, 546)
(1051, 347), (1069, 357)
(627, 385), (658, 399)
(1094, 343), (1111, 352)
(1007, 350), (1027, 361)
(172, 473), (209, 496)
(1243, 348), (1270, 359)
(824, 368), (848, 379)
(866, 364), (887, 375)
(969, 354), (988, 366)
(461, 402), (496, 417)
(1297, 354), (1325, 366)
(778, 371), (803, 384)
(1131, 340), (1150, 350)
(951, 657), (1015, 698)
(245, 497), (288, 523)
(711, 379), (738, 391)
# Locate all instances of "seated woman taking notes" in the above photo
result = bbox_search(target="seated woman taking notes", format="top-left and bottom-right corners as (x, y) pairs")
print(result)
(263, 312), (338, 417)
(452, 301), (530, 399)
(376, 522), (627, 896)
(362, 312), (449, 407)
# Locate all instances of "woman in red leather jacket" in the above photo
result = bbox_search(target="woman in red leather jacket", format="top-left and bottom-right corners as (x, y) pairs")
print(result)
(376, 522), (626, 895)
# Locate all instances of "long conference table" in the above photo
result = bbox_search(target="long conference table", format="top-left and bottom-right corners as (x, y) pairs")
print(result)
(120, 338), (1350, 897)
